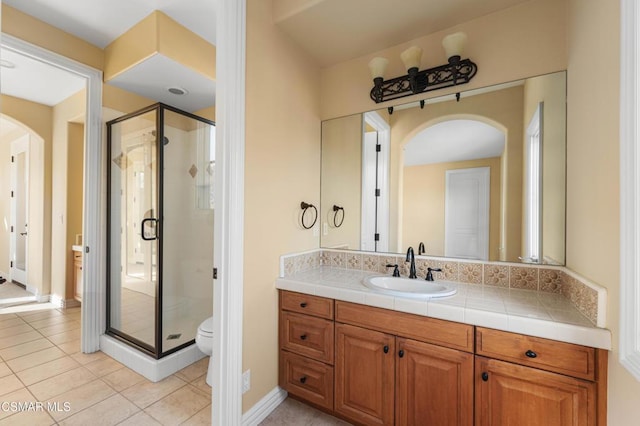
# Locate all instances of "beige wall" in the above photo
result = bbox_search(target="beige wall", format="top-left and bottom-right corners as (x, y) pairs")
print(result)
(565, 1), (636, 424)
(51, 90), (86, 301)
(320, 0), (567, 120)
(403, 157), (501, 258)
(320, 115), (362, 249)
(243, 0), (320, 410)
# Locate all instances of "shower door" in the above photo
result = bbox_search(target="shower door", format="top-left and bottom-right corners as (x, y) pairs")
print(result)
(107, 103), (215, 358)
(108, 108), (159, 353)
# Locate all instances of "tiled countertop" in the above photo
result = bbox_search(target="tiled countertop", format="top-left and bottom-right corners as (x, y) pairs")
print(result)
(276, 267), (612, 350)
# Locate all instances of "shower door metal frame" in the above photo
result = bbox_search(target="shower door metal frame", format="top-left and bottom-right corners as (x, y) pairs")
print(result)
(106, 102), (215, 359)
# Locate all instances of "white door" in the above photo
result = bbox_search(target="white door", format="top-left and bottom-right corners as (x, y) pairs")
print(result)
(444, 167), (490, 260)
(10, 135), (29, 285)
(361, 131), (378, 251)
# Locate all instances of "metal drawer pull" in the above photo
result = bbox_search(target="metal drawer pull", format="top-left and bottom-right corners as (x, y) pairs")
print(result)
(398, 350), (405, 358)
(300, 334), (307, 340)
(383, 345), (389, 353)
(299, 376), (307, 384)
(300, 302), (307, 308)
(482, 372), (489, 381)
(525, 350), (538, 358)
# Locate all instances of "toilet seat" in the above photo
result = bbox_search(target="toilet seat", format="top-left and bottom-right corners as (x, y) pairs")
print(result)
(198, 317), (214, 336)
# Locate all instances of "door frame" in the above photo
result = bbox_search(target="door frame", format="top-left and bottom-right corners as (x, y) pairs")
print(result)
(9, 134), (29, 285)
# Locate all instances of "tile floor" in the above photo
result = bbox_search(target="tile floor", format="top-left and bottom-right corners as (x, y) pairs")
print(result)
(0, 304), (211, 425)
(258, 398), (350, 425)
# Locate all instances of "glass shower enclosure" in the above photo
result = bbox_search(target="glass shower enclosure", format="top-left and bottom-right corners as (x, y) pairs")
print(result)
(107, 103), (215, 358)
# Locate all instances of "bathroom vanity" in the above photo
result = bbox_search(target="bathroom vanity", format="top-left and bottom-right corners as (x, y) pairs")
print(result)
(277, 267), (609, 425)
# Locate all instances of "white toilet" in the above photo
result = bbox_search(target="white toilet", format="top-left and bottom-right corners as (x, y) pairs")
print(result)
(196, 316), (214, 386)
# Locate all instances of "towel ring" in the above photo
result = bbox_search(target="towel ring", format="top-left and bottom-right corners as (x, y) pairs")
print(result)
(300, 202), (318, 229)
(332, 205), (345, 228)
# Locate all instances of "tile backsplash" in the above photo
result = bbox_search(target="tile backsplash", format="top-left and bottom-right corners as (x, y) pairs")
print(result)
(280, 249), (606, 328)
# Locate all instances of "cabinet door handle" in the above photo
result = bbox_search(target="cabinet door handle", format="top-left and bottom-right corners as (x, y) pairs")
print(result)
(300, 334), (307, 340)
(300, 302), (307, 308)
(383, 345), (389, 354)
(481, 372), (489, 381)
(299, 376), (307, 384)
(525, 350), (538, 358)
(398, 350), (405, 358)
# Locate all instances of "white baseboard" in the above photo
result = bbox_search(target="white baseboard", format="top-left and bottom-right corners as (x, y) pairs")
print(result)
(100, 334), (206, 382)
(49, 294), (79, 308)
(242, 387), (288, 426)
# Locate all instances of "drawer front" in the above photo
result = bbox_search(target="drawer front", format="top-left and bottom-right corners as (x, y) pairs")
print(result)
(280, 351), (334, 410)
(73, 252), (82, 262)
(476, 327), (596, 381)
(335, 301), (474, 353)
(280, 291), (333, 319)
(280, 311), (334, 364)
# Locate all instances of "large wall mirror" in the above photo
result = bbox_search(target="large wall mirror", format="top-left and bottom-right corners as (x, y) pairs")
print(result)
(320, 71), (566, 265)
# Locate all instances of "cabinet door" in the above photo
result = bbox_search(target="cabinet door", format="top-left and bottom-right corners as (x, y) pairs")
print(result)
(396, 338), (473, 426)
(335, 323), (395, 425)
(475, 356), (596, 426)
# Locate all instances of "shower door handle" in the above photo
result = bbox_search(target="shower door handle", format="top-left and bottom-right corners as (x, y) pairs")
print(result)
(141, 218), (158, 241)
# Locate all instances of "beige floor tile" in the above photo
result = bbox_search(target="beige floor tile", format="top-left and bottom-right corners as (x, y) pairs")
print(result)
(47, 328), (81, 345)
(27, 315), (77, 330)
(144, 385), (210, 426)
(59, 394), (140, 426)
(83, 356), (124, 377)
(6, 346), (66, 372)
(0, 323), (34, 338)
(117, 411), (162, 426)
(181, 404), (212, 425)
(0, 374), (24, 397)
(70, 350), (108, 365)
(0, 314), (18, 321)
(121, 375), (186, 409)
(60, 307), (81, 315)
(0, 317), (26, 330)
(17, 355), (80, 386)
(17, 309), (63, 323)
(101, 367), (146, 392)
(174, 357), (209, 383)
(0, 408), (55, 425)
(0, 362), (11, 377)
(0, 388), (35, 420)
(188, 376), (212, 398)
(0, 330), (42, 349)
(0, 338), (54, 361)
(46, 379), (116, 422)
(28, 366), (96, 400)
(259, 398), (350, 426)
(56, 339), (81, 355)
(38, 321), (81, 337)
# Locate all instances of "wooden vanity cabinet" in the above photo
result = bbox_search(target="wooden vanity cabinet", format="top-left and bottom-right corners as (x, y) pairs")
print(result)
(334, 301), (474, 426)
(475, 327), (607, 426)
(279, 291), (335, 410)
(278, 291), (608, 425)
(73, 250), (83, 302)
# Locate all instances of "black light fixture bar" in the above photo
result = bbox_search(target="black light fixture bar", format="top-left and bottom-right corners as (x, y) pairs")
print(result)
(370, 58), (477, 103)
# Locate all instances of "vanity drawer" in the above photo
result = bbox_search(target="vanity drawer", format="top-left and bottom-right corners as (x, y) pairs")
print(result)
(280, 311), (334, 364)
(280, 290), (334, 319)
(476, 327), (596, 380)
(280, 351), (334, 410)
(335, 301), (474, 352)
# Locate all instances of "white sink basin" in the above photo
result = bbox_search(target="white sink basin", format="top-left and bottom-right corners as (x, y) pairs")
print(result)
(362, 275), (457, 299)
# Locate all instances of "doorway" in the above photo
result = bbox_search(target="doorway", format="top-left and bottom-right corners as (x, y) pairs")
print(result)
(10, 134), (29, 285)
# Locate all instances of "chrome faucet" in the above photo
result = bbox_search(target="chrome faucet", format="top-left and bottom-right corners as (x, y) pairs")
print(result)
(406, 247), (417, 279)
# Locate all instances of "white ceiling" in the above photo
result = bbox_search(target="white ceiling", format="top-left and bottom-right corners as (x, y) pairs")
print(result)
(403, 119), (505, 166)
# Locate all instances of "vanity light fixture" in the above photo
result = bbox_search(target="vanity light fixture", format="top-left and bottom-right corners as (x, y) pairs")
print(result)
(368, 32), (477, 103)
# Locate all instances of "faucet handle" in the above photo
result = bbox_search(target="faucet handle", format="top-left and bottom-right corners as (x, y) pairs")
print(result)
(426, 267), (442, 281)
(386, 264), (401, 277)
